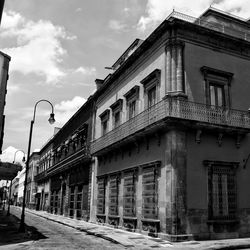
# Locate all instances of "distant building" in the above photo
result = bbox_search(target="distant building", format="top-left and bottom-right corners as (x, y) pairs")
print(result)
(26, 151), (40, 209)
(0, 52), (10, 154)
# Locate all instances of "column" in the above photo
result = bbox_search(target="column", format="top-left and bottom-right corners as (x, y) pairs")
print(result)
(171, 45), (177, 93)
(176, 43), (184, 93)
(166, 44), (172, 93)
(165, 130), (187, 237)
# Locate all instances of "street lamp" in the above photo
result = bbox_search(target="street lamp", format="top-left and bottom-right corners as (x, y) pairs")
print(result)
(6, 150), (26, 216)
(19, 99), (55, 232)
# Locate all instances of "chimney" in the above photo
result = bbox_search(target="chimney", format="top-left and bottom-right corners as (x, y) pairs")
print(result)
(95, 79), (104, 90)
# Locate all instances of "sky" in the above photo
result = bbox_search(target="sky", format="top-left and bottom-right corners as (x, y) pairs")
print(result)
(1, 0), (250, 161)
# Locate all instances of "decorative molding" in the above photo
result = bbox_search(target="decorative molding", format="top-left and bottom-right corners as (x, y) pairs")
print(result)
(110, 99), (123, 111)
(203, 160), (240, 169)
(124, 85), (140, 99)
(140, 69), (161, 86)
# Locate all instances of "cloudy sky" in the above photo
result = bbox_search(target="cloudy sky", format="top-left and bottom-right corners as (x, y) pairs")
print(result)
(1, 0), (250, 156)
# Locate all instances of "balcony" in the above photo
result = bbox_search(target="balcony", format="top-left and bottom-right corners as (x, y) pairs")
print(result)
(91, 97), (250, 154)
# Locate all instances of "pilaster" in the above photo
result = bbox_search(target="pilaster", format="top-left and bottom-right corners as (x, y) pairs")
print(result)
(165, 130), (188, 239)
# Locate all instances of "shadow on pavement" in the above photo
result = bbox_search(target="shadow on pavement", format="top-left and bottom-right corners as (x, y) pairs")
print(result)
(0, 209), (47, 246)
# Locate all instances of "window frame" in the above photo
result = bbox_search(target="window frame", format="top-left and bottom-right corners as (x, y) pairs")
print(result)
(201, 66), (233, 109)
(141, 69), (161, 109)
(110, 99), (123, 129)
(204, 160), (239, 222)
(99, 109), (110, 136)
(124, 86), (140, 120)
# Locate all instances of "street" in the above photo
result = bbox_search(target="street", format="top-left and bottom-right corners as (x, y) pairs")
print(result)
(5, 207), (127, 250)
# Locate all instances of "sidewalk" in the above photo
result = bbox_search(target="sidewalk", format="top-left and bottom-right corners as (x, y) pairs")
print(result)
(0, 208), (45, 248)
(15, 206), (250, 249)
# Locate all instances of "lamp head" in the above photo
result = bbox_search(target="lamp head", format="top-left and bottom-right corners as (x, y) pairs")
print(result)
(48, 113), (55, 124)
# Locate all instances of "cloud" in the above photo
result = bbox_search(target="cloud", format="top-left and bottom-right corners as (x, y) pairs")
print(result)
(0, 11), (73, 84)
(137, 0), (250, 32)
(76, 8), (82, 12)
(0, 146), (26, 164)
(54, 96), (86, 125)
(108, 19), (128, 32)
(74, 66), (96, 75)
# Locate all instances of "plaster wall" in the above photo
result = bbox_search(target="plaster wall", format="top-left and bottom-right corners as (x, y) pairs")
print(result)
(184, 42), (250, 111)
(186, 131), (250, 237)
(95, 44), (166, 140)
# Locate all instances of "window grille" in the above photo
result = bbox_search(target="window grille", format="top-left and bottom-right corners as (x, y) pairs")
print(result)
(76, 185), (83, 219)
(109, 175), (119, 216)
(206, 161), (238, 221)
(69, 186), (75, 218)
(142, 166), (158, 219)
(97, 178), (106, 215)
(123, 171), (136, 217)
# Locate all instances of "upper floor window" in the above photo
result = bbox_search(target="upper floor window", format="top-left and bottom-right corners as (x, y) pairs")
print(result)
(201, 66), (233, 108)
(110, 99), (123, 129)
(99, 109), (110, 136)
(209, 83), (225, 107)
(124, 86), (140, 120)
(141, 69), (161, 109)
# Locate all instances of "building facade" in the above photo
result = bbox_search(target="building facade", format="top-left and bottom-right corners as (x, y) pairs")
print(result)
(0, 52), (10, 154)
(26, 151), (40, 209)
(34, 97), (94, 220)
(90, 8), (250, 240)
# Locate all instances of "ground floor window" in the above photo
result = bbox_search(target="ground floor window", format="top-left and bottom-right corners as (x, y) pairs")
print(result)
(97, 178), (106, 215)
(69, 186), (75, 218)
(142, 165), (158, 219)
(50, 190), (60, 214)
(123, 171), (136, 217)
(76, 185), (83, 219)
(109, 175), (119, 216)
(205, 160), (238, 221)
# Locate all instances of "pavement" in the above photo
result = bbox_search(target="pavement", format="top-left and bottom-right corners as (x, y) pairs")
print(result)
(3, 206), (250, 249)
(0, 208), (45, 248)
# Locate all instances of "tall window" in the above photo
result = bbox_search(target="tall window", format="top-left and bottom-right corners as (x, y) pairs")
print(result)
(124, 86), (140, 121)
(201, 66), (233, 108)
(141, 69), (161, 109)
(128, 100), (136, 119)
(110, 99), (123, 129)
(204, 160), (238, 221)
(142, 163), (160, 219)
(99, 110), (110, 136)
(123, 171), (136, 217)
(148, 86), (156, 107)
(209, 83), (225, 107)
(97, 178), (106, 215)
(109, 175), (119, 216)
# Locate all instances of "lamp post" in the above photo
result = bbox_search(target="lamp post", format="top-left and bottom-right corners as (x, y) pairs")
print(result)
(19, 99), (55, 232)
(6, 150), (26, 216)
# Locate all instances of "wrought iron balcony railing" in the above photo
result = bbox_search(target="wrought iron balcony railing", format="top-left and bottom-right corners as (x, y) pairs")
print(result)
(167, 10), (250, 42)
(91, 97), (250, 154)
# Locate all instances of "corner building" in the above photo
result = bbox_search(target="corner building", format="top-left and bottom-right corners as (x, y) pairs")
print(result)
(90, 8), (250, 240)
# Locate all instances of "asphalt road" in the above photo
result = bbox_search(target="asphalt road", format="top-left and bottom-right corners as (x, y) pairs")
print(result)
(5, 207), (126, 250)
